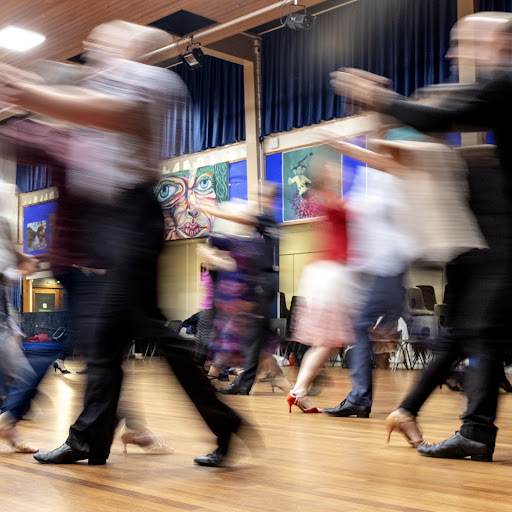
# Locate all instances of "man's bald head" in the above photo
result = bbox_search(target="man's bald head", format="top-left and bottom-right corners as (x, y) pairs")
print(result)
(446, 12), (512, 75)
(84, 21), (173, 65)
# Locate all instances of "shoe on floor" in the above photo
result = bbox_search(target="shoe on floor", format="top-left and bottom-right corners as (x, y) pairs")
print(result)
(322, 399), (370, 418)
(217, 383), (250, 395)
(417, 431), (493, 462)
(33, 443), (106, 465)
(194, 447), (226, 467)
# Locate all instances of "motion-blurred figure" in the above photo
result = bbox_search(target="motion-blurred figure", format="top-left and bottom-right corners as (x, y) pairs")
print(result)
(198, 200), (263, 388)
(0, 21), (251, 467)
(287, 157), (353, 413)
(320, 142), (412, 419)
(203, 184), (290, 395)
(0, 74), (172, 454)
(330, 12), (512, 461)
(0, 181), (40, 453)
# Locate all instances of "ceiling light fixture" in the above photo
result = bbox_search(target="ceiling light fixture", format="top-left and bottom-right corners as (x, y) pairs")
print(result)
(0, 25), (46, 52)
(283, 3), (316, 31)
(180, 37), (204, 69)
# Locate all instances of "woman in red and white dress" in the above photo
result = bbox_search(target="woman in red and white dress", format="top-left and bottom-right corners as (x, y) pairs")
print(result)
(287, 159), (355, 413)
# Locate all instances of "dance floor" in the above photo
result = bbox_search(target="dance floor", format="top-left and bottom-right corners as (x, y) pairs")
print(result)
(1, 361), (511, 512)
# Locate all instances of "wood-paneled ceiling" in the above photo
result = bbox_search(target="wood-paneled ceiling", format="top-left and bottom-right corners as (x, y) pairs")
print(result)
(0, 0), (330, 69)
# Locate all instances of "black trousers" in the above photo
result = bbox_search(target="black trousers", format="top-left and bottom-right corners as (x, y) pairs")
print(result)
(400, 250), (508, 447)
(232, 271), (277, 392)
(66, 187), (241, 460)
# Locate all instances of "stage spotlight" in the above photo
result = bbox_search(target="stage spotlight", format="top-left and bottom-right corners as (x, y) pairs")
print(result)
(180, 40), (204, 69)
(284, 5), (316, 30)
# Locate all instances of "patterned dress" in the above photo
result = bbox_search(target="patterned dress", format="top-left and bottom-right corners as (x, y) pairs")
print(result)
(209, 235), (264, 368)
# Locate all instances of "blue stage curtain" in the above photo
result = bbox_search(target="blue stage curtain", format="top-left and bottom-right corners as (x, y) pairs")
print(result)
(479, 0), (512, 11)
(165, 55), (246, 157)
(16, 164), (52, 193)
(10, 278), (22, 310)
(261, 0), (457, 136)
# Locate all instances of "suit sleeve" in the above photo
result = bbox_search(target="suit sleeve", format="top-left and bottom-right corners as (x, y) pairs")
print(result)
(383, 78), (507, 133)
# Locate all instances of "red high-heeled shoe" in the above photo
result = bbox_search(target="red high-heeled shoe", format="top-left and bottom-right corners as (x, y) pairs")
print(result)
(286, 392), (321, 413)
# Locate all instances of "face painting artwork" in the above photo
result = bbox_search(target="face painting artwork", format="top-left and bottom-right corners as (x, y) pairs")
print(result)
(156, 163), (229, 240)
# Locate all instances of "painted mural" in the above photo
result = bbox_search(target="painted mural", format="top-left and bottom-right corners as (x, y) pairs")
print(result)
(156, 163), (229, 240)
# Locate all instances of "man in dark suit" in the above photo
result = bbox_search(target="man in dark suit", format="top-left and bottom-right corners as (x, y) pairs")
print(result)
(0, 22), (254, 468)
(329, 12), (512, 461)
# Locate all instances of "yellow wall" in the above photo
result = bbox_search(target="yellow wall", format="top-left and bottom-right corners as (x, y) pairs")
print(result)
(158, 238), (205, 321)
(278, 221), (326, 308)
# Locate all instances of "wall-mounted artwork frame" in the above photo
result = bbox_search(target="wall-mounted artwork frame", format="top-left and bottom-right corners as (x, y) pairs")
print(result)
(281, 145), (341, 223)
(22, 199), (57, 255)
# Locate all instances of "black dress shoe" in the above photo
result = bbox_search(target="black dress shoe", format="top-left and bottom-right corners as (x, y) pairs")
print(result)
(417, 431), (493, 462)
(500, 378), (512, 392)
(195, 417), (263, 467)
(322, 399), (371, 418)
(33, 443), (106, 465)
(194, 448), (226, 467)
(217, 383), (250, 395)
(76, 366), (89, 375)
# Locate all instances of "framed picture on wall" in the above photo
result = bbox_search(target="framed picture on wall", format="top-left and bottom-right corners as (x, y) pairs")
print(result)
(156, 162), (229, 240)
(22, 200), (57, 255)
(282, 145), (341, 223)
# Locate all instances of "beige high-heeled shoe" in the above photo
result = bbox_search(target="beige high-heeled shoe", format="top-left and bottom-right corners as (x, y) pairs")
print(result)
(385, 408), (428, 448)
(120, 426), (173, 454)
(0, 420), (39, 453)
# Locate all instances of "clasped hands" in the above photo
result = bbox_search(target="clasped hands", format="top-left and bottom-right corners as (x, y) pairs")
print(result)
(0, 61), (43, 111)
(330, 67), (397, 110)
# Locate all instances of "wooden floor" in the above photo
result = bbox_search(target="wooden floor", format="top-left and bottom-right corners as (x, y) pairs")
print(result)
(1, 362), (512, 512)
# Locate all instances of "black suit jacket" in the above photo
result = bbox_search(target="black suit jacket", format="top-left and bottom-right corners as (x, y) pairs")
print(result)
(384, 72), (512, 207)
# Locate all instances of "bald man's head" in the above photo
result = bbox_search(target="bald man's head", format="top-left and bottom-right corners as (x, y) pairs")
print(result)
(446, 12), (512, 75)
(84, 21), (173, 65)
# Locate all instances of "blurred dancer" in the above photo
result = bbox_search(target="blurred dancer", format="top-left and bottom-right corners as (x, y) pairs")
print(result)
(321, 144), (410, 419)
(1, 97), (172, 454)
(325, 136), (487, 429)
(0, 21), (251, 467)
(385, 142), (507, 450)
(0, 181), (40, 452)
(203, 184), (290, 395)
(329, 13), (512, 461)
(287, 158), (353, 413)
(197, 201), (262, 388)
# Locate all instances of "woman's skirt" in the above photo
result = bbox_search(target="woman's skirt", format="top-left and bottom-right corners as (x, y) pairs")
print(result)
(293, 260), (355, 348)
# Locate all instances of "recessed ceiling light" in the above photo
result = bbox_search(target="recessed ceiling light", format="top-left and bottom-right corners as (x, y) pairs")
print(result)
(0, 26), (45, 52)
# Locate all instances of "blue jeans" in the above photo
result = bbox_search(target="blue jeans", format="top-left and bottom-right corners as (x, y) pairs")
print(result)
(1, 341), (63, 420)
(0, 281), (36, 394)
(346, 273), (404, 409)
